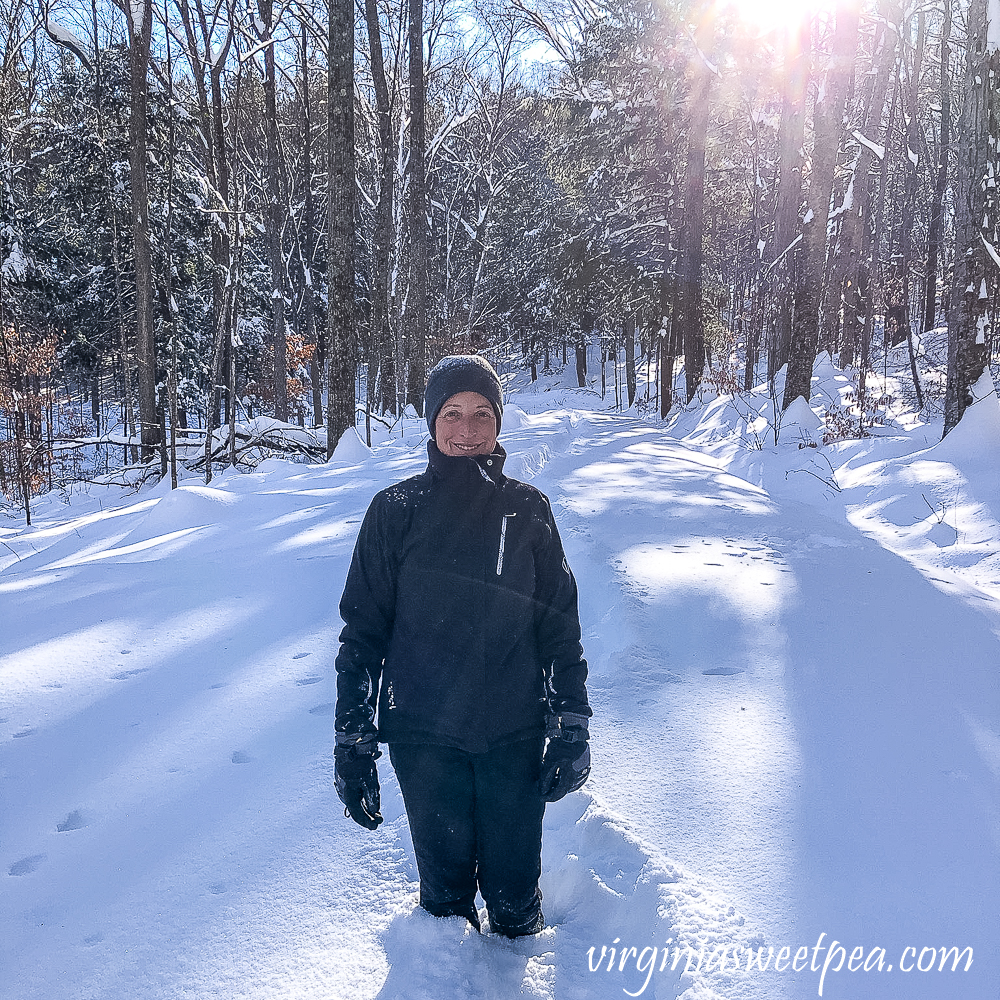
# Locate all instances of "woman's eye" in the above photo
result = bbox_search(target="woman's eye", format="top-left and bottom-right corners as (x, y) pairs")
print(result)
(442, 410), (492, 422)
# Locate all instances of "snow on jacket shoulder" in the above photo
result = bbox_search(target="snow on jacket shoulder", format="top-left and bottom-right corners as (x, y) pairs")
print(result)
(335, 441), (590, 753)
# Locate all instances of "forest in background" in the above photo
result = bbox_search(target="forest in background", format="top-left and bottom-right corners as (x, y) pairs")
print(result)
(2, 0), (999, 518)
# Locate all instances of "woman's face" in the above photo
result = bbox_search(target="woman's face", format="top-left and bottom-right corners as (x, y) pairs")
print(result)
(434, 391), (498, 457)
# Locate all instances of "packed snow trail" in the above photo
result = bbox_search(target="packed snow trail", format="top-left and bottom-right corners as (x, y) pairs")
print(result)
(509, 403), (999, 1000)
(2, 393), (998, 1000)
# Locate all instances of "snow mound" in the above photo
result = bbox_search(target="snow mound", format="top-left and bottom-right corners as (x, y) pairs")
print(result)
(930, 372), (1000, 465)
(56, 484), (239, 564)
(780, 395), (823, 445)
(331, 427), (372, 465)
(245, 416), (288, 436)
(500, 404), (529, 432)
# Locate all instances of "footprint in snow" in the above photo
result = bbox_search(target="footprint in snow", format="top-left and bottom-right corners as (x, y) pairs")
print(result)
(609, 645), (681, 686)
(295, 676), (322, 686)
(111, 668), (148, 681)
(13, 728), (35, 739)
(292, 651), (312, 660)
(927, 521), (958, 547)
(231, 751), (253, 764)
(57, 810), (88, 832)
(309, 703), (335, 716)
(702, 667), (745, 676)
(9, 854), (45, 876)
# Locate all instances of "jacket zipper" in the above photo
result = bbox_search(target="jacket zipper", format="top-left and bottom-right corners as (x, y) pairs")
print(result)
(496, 514), (515, 575)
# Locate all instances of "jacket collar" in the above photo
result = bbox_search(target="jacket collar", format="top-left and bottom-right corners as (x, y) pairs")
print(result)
(427, 440), (506, 486)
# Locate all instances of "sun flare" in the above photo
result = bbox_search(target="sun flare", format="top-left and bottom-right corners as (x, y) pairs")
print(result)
(719, 0), (831, 35)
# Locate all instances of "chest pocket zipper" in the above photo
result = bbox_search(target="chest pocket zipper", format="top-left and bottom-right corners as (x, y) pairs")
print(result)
(496, 514), (516, 575)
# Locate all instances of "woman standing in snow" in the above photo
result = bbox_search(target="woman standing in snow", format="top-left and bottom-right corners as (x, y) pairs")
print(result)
(333, 355), (591, 938)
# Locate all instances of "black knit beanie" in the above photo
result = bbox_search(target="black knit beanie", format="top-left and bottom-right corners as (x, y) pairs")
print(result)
(425, 355), (504, 438)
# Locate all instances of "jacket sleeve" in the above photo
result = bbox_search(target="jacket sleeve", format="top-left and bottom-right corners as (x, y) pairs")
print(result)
(334, 495), (399, 738)
(533, 498), (592, 720)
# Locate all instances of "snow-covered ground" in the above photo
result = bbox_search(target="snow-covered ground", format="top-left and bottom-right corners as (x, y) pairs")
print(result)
(2, 362), (998, 1000)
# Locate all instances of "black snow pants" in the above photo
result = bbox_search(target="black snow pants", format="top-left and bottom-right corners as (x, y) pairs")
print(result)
(388, 737), (545, 937)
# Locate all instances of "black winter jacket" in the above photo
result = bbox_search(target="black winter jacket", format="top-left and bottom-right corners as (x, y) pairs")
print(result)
(335, 441), (590, 753)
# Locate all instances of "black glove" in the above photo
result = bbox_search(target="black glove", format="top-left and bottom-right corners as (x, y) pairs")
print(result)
(539, 713), (591, 802)
(335, 733), (383, 830)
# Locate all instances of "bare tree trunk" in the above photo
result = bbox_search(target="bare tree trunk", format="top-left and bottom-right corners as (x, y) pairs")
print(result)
(207, 11), (234, 428)
(944, 0), (992, 435)
(327, 0), (357, 455)
(768, 18), (810, 381)
(299, 19), (323, 427)
(783, 0), (860, 410)
(91, 0), (135, 457)
(659, 250), (678, 419)
(0, 326), (31, 524)
(923, 0), (951, 336)
(576, 315), (591, 387)
(897, 9), (925, 409)
(856, 71), (898, 430)
(676, 17), (715, 403)
(838, 0), (899, 370)
(407, 0), (427, 413)
(364, 0), (396, 415)
(164, 15), (179, 489)
(624, 314), (636, 407)
(744, 111), (765, 389)
(258, 0), (288, 422)
(91, 362), (100, 430)
(122, 0), (159, 460)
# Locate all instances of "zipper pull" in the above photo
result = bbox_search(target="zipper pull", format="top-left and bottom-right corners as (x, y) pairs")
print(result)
(496, 513), (516, 575)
